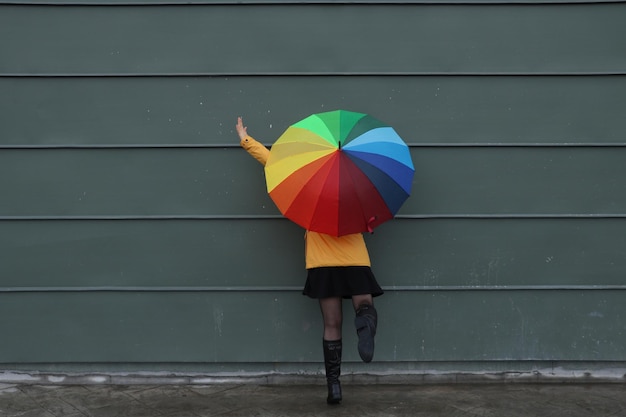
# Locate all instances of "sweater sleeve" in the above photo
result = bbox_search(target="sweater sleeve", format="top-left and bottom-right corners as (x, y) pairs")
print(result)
(240, 135), (270, 166)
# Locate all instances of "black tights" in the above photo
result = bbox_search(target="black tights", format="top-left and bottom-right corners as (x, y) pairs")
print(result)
(319, 294), (373, 341)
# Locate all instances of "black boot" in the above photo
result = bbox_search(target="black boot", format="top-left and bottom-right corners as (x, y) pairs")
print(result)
(355, 303), (377, 363)
(323, 339), (342, 405)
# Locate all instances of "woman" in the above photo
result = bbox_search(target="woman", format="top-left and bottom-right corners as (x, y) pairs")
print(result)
(236, 117), (382, 404)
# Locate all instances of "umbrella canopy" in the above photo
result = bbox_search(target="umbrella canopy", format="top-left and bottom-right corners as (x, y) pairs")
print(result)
(265, 110), (414, 236)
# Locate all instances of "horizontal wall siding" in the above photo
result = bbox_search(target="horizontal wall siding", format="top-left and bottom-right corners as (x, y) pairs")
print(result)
(1, 219), (625, 289)
(1, 4), (625, 75)
(1, 147), (625, 216)
(1, 76), (625, 146)
(1, 0), (625, 372)
(1, 290), (626, 363)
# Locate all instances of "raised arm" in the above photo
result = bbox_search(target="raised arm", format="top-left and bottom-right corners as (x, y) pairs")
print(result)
(237, 116), (270, 166)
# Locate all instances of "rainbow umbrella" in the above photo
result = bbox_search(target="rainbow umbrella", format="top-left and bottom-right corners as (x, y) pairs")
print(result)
(265, 110), (415, 237)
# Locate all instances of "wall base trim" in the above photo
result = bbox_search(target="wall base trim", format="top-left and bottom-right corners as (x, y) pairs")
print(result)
(2, 363), (626, 385)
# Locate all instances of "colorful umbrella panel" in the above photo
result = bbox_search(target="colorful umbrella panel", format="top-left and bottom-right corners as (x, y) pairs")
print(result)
(265, 110), (415, 236)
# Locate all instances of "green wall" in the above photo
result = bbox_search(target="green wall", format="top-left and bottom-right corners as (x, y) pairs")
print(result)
(1, 0), (625, 374)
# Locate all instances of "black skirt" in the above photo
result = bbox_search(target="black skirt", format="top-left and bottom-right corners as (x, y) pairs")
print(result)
(302, 266), (384, 299)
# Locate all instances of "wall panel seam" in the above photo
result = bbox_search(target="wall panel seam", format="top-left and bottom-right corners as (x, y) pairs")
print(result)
(2, 285), (626, 292)
(1, 0), (625, 5)
(1, 214), (626, 221)
(1, 143), (626, 149)
(2, 72), (626, 77)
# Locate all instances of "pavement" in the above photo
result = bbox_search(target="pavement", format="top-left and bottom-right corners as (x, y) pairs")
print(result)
(2, 382), (626, 417)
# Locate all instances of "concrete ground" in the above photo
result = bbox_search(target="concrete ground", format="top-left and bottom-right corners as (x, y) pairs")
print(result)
(1, 382), (626, 417)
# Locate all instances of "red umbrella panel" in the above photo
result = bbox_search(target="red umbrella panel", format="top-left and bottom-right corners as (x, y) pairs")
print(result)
(265, 110), (415, 236)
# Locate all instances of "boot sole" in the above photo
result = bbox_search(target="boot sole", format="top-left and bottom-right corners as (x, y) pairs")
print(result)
(355, 315), (375, 363)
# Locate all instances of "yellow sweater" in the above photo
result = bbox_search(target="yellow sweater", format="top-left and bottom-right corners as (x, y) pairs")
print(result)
(240, 135), (371, 269)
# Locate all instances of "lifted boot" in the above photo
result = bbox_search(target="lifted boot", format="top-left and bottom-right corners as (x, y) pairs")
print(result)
(355, 303), (377, 363)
